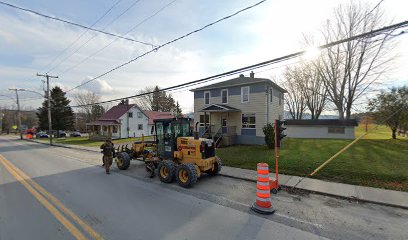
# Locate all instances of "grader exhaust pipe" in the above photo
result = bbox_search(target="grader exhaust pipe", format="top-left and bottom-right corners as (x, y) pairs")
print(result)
(194, 122), (199, 140)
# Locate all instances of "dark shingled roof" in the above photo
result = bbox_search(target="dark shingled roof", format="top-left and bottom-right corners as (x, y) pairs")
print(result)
(190, 74), (287, 93)
(99, 104), (135, 120)
(285, 119), (358, 126)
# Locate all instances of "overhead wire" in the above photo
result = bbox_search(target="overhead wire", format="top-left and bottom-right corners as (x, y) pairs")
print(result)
(59, 0), (178, 76)
(64, 0), (270, 93)
(40, 0), (123, 73)
(0, 0), (154, 46)
(66, 19), (408, 107)
(48, 0), (144, 73)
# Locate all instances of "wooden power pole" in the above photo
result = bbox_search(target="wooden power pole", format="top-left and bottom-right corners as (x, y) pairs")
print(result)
(36, 73), (58, 145)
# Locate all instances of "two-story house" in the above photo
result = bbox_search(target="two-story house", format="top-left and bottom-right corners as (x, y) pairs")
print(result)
(191, 72), (286, 146)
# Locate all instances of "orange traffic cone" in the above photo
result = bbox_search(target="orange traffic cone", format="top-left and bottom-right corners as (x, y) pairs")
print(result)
(251, 163), (275, 214)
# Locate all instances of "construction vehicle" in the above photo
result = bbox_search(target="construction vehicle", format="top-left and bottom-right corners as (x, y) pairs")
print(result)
(114, 117), (222, 188)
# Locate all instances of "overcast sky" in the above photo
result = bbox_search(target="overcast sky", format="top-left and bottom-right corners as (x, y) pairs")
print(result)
(0, 0), (407, 113)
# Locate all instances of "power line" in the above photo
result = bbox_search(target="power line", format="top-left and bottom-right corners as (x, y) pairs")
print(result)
(47, 0), (143, 73)
(0, 0), (155, 47)
(65, 0), (270, 93)
(41, 0), (123, 73)
(59, 0), (178, 75)
(68, 19), (408, 108)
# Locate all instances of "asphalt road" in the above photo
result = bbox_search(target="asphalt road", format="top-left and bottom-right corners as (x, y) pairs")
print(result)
(0, 136), (407, 240)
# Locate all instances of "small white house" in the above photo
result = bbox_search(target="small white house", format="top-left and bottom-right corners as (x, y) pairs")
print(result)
(87, 103), (149, 139)
(87, 102), (175, 139)
(285, 119), (358, 139)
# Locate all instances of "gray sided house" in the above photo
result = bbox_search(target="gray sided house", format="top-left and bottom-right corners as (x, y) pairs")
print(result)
(285, 119), (358, 139)
(191, 72), (286, 146)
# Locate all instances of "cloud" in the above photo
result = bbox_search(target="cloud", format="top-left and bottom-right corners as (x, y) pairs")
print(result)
(80, 77), (114, 94)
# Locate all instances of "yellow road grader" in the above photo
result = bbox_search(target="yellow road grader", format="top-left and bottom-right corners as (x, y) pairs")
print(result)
(114, 118), (222, 188)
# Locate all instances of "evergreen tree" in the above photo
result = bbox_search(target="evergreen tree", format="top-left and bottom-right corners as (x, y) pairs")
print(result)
(175, 101), (182, 117)
(149, 86), (176, 112)
(37, 86), (75, 131)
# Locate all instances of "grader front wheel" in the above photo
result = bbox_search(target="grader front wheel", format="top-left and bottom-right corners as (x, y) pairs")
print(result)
(158, 160), (176, 183)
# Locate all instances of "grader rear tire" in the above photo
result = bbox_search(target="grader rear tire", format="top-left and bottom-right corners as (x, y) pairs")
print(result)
(158, 160), (176, 183)
(116, 152), (131, 170)
(207, 156), (222, 176)
(176, 164), (198, 188)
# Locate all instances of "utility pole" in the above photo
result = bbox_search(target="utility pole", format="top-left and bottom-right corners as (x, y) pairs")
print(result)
(8, 88), (23, 140)
(36, 73), (58, 145)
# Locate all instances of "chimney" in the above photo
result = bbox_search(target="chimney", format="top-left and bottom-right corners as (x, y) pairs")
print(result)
(239, 74), (244, 78)
(250, 71), (255, 78)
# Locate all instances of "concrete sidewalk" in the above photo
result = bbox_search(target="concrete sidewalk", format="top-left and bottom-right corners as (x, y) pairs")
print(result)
(25, 137), (408, 209)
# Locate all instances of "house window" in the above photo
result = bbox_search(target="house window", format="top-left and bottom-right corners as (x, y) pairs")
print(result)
(221, 89), (228, 104)
(328, 127), (345, 134)
(137, 112), (143, 118)
(138, 124), (143, 130)
(270, 88), (273, 102)
(199, 114), (210, 126)
(241, 86), (249, 103)
(113, 126), (118, 133)
(242, 113), (256, 128)
(128, 112), (133, 118)
(204, 91), (210, 105)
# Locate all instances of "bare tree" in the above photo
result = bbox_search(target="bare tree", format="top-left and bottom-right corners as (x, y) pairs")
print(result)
(282, 66), (307, 120)
(299, 62), (328, 119)
(74, 91), (104, 122)
(134, 86), (156, 111)
(317, 1), (395, 119)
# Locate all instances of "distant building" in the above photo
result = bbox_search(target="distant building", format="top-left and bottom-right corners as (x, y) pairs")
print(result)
(191, 72), (286, 146)
(285, 119), (358, 139)
(143, 111), (175, 135)
(87, 102), (173, 139)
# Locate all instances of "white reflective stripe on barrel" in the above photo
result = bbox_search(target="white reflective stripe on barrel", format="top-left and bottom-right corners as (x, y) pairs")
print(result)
(257, 174), (269, 179)
(257, 181), (269, 186)
(257, 166), (269, 171)
(256, 189), (270, 194)
(256, 197), (271, 202)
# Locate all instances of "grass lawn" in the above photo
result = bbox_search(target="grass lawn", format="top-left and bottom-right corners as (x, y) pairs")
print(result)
(217, 124), (408, 191)
(37, 136), (152, 147)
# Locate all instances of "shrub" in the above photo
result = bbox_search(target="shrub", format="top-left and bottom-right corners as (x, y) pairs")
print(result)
(263, 123), (275, 149)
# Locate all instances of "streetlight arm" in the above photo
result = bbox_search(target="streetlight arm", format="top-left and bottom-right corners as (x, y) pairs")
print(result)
(19, 89), (45, 98)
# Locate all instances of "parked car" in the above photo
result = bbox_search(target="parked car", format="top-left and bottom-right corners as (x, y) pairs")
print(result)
(47, 130), (66, 138)
(57, 131), (67, 138)
(36, 132), (49, 138)
(70, 131), (81, 137)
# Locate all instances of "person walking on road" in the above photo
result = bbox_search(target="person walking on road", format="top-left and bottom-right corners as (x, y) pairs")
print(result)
(100, 139), (115, 174)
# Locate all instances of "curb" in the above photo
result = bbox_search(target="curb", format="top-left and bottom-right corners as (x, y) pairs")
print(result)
(24, 139), (408, 210)
(220, 173), (408, 210)
(25, 139), (100, 154)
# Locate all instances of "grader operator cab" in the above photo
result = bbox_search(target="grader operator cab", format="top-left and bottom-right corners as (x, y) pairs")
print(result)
(114, 117), (222, 188)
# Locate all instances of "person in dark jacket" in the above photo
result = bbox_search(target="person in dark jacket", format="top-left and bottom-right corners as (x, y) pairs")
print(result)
(100, 139), (115, 174)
